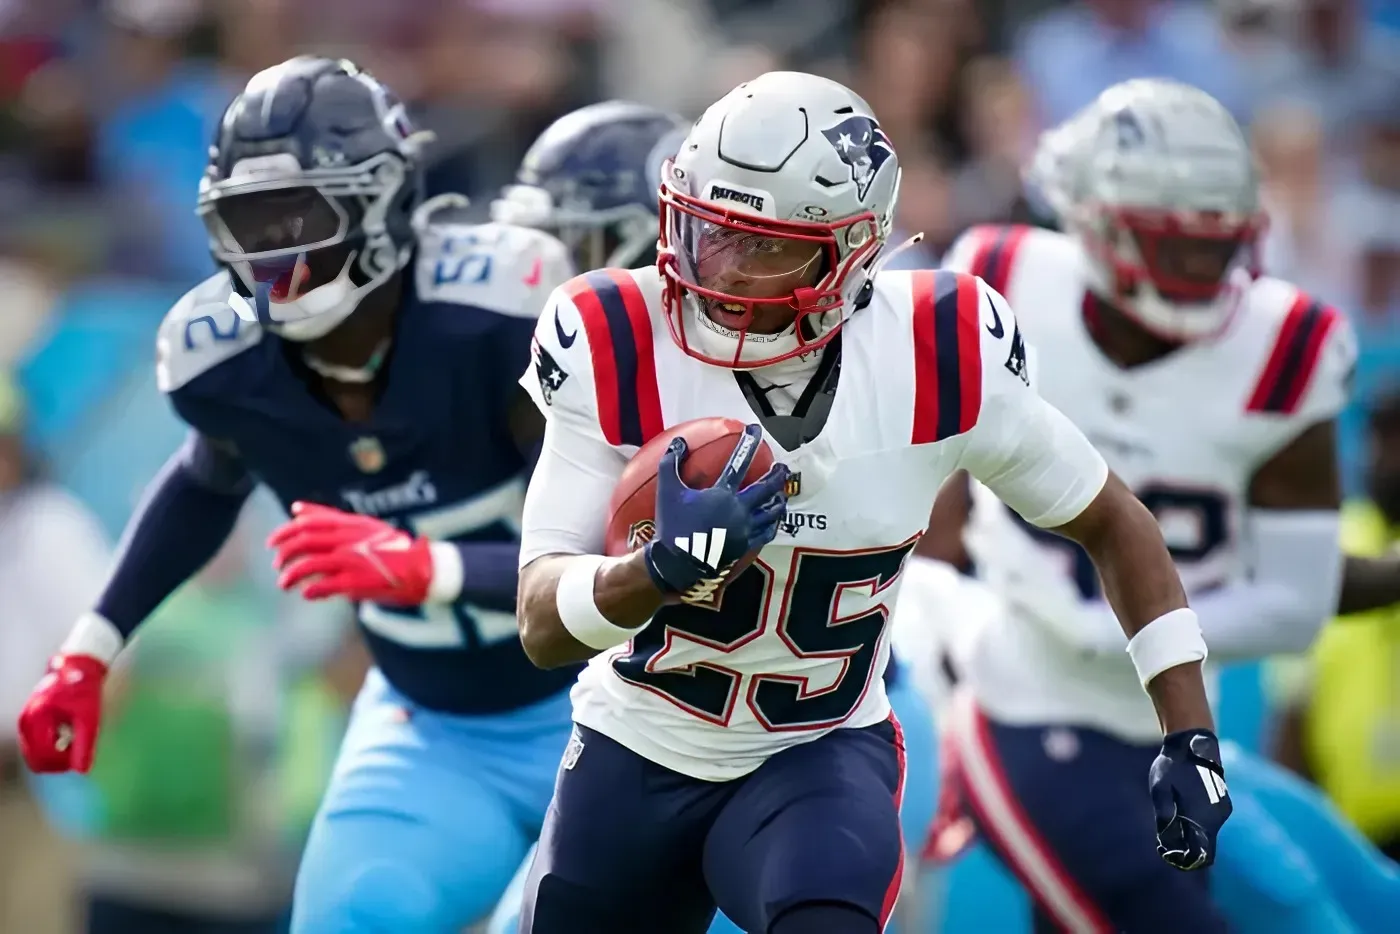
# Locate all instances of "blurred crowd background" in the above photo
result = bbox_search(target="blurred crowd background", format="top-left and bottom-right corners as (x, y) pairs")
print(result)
(2, 0), (1399, 931)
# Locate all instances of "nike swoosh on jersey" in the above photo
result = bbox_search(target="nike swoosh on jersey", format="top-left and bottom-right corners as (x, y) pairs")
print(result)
(555, 311), (577, 348)
(985, 295), (1003, 339)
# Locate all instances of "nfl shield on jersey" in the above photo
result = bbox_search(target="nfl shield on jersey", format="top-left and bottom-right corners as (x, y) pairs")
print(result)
(942, 224), (1355, 743)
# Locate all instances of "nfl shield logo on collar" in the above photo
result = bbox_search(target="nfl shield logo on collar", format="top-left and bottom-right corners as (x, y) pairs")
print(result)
(349, 436), (386, 474)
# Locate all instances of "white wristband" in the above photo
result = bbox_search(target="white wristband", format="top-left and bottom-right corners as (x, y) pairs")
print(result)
(1126, 607), (1208, 689)
(426, 541), (465, 604)
(59, 611), (125, 666)
(557, 555), (648, 651)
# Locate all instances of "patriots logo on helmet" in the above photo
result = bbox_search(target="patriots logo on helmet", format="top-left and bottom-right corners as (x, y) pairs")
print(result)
(821, 117), (895, 201)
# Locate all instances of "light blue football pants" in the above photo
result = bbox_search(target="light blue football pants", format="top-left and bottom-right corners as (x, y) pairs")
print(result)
(291, 669), (573, 933)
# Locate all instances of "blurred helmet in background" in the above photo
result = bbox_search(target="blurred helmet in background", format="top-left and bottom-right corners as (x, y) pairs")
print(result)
(491, 100), (687, 272)
(198, 56), (429, 342)
(1027, 78), (1265, 343)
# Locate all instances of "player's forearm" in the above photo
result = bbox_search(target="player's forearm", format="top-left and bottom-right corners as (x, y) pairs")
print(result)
(1054, 473), (1214, 733)
(517, 550), (663, 668)
(91, 438), (252, 646)
(440, 541), (521, 603)
(1338, 553), (1400, 616)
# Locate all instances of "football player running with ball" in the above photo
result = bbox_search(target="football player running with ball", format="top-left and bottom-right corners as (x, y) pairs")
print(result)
(512, 71), (1231, 934)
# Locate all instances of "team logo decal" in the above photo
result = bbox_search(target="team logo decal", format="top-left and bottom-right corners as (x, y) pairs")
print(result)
(533, 336), (569, 405)
(349, 436), (386, 474)
(821, 116), (895, 201)
(626, 519), (657, 550)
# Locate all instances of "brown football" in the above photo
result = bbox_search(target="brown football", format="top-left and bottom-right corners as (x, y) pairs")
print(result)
(604, 417), (775, 561)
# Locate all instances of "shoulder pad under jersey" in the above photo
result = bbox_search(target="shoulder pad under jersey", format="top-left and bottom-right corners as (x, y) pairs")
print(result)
(156, 272), (264, 394)
(415, 220), (575, 320)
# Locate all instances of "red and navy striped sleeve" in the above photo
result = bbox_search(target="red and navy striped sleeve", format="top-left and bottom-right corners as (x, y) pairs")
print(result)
(1245, 293), (1343, 416)
(960, 224), (1030, 297)
(911, 270), (984, 444)
(563, 270), (665, 447)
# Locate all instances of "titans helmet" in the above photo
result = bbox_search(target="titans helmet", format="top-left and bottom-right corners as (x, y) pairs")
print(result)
(198, 56), (429, 342)
(491, 100), (688, 271)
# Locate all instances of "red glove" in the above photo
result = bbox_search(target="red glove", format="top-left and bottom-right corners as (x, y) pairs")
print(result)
(17, 654), (110, 774)
(268, 501), (454, 606)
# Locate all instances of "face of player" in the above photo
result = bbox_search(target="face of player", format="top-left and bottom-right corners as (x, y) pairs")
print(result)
(1130, 228), (1248, 305)
(210, 186), (356, 302)
(689, 224), (825, 334)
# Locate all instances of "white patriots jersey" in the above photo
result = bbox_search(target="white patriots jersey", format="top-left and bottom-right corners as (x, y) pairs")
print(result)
(518, 264), (1108, 779)
(943, 224), (1356, 742)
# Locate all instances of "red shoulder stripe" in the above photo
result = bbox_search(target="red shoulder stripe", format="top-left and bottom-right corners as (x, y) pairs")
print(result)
(912, 270), (984, 444)
(564, 271), (664, 446)
(965, 225), (1030, 297)
(1245, 294), (1340, 415)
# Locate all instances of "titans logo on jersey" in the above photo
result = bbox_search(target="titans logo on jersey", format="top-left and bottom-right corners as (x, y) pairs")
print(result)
(158, 222), (578, 714)
(820, 116), (895, 200)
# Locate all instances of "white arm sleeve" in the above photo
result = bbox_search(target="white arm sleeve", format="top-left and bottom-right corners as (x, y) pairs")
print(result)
(1183, 509), (1342, 660)
(516, 284), (629, 567)
(1071, 509), (1343, 658)
(955, 279), (1108, 528)
(519, 414), (626, 566)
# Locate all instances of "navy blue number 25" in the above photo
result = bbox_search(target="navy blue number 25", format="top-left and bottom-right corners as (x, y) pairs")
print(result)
(613, 539), (919, 731)
(1016, 484), (1228, 599)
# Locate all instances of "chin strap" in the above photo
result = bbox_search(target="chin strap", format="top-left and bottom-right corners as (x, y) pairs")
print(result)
(868, 232), (925, 277)
(303, 337), (392, 384)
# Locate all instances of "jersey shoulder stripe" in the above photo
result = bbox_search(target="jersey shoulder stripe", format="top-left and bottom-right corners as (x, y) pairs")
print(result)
(911, 269), (983, 444)
(564, 269), (664, 447)
(962, 224), (1031, 296)
(1245, 293), (1342, 415)
(156, 273), (264, 394)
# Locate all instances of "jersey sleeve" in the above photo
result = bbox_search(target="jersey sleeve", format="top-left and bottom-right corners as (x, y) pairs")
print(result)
(517, 270), (675, 563)
(954, 276), (1108, 528)
(415, 222), (575, 323)
(940, 224), (1032, 298)
(517, 276), (646, 564)
(518, 269), (666, 450)
(1243, 294), (1356, 426)
(154, 273), (263, 441)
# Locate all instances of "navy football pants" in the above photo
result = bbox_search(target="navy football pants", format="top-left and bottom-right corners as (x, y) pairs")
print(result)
(520, 719), (907, 934)
(942, 694), (1228, 934)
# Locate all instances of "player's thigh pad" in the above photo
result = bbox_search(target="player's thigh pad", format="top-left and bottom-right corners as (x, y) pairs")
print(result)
(291, 674), (534, 932)
(520, 725), (721, 934)
(947, 698), (1227, 934)
(703, 719), (906, 933)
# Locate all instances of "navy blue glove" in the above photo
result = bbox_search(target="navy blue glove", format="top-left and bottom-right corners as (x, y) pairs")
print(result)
(1149, 728), (1232, 870)
(644, 424), (790, 603)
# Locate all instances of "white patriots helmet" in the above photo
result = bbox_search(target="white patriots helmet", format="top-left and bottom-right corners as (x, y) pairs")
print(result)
(658, 71), (902, 369)
(1028, 79), (1265, 343)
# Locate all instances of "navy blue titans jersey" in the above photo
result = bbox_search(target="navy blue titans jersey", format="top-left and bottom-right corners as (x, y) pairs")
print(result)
(154, 221), (577, 714)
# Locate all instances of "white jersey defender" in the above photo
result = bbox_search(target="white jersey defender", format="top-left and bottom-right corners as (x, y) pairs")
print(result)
(517, 261), (1108, 779)
(944, 222), (1355, 741)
